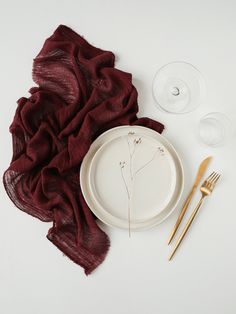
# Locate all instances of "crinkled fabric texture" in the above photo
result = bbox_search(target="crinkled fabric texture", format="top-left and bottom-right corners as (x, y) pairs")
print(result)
(3, 25), (164, 275)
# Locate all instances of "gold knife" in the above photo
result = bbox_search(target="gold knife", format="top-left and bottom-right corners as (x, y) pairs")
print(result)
(167, 156), (212, 245)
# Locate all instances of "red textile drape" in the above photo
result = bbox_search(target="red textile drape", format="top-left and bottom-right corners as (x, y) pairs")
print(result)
(3, 25), (164, 274)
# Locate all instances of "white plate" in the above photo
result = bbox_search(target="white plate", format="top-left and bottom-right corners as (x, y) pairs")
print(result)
(80, 126), (184, 230)
(89, 135), (177, 224)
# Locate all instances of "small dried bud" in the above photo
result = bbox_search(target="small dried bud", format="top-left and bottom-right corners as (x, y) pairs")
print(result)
(119, 161), (126, 168)
(134, 137), (142, 144)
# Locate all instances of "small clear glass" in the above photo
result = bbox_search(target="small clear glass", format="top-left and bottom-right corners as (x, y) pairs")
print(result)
(152, 62), (206, 114)
(198, 112), (232, 147)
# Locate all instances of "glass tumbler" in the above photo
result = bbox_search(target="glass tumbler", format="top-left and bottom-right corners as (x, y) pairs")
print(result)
(198, 112), (232, 147)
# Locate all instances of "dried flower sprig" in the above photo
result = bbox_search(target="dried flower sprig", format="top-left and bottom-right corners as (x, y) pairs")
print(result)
(119, 133), (165, 237)
(119, 160), (131, 236)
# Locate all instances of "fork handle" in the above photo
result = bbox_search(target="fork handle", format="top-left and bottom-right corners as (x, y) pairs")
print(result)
(169, 195), (205, 260)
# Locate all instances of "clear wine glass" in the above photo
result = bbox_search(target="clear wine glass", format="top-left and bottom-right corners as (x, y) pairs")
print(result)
(152, 62), (206, 114)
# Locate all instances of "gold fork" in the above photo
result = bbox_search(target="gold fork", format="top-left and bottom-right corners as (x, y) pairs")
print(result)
(169, 171), (221, 261)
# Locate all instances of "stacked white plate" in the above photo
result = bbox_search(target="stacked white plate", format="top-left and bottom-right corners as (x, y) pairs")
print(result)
(80, 126), (184, 230)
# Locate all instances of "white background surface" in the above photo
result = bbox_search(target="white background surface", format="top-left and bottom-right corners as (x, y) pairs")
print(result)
(0, 1), (236, 313)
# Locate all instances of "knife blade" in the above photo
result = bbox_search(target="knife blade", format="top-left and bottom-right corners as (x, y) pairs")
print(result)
(167, 156), (212, 245)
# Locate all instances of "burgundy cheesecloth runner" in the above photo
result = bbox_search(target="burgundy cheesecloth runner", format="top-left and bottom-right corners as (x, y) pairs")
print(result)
(3, 25), (164, 274)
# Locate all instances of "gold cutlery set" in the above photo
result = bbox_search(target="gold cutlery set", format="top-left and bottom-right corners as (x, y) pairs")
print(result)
(168, 156), (220, 260)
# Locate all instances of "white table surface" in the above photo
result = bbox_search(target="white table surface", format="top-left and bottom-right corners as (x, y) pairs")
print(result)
(0, 1), (236, 313)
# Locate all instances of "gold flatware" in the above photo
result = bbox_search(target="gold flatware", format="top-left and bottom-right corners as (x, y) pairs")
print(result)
(169, 171), (220, 261)
(168, 156), (212, 245)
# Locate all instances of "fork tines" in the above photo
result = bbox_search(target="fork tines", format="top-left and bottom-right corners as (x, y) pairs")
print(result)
(205, 171), (221, 186)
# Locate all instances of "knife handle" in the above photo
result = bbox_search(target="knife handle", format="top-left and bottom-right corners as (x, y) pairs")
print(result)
(168, 186), (196, 244)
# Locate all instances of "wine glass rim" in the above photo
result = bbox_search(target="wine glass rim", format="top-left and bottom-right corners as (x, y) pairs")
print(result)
(154, 61), (203, 76)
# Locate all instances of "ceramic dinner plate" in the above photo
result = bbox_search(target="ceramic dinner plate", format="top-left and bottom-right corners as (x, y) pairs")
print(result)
(80, 126), (184, 230)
